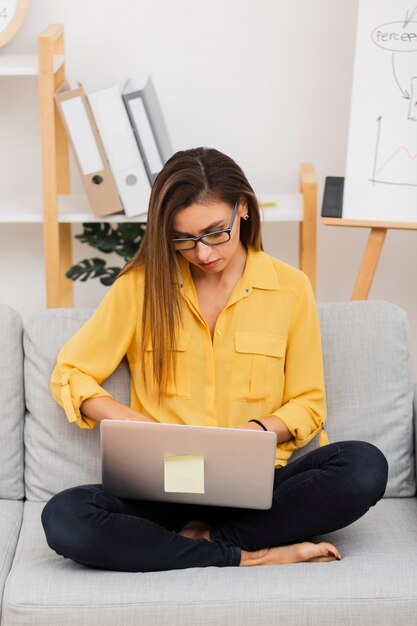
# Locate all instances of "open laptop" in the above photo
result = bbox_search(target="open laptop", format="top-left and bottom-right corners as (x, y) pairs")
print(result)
(101, 420), (277, 510)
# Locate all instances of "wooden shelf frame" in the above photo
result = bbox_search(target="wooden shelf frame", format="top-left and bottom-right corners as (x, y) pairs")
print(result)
(38, 24), (73, 307)
(36, 24), (318, 307)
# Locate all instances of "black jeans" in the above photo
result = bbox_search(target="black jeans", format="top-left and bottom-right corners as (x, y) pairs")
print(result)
(41, 440), (388, 572)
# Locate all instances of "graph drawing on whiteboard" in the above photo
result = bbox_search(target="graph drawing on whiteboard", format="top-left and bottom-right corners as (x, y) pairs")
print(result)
(370, 116), (417, 188)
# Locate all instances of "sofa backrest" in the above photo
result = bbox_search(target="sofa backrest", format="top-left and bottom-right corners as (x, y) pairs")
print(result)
(23, 300), (415, 501)
(23, 309), (130, 501)
(414, 384), (417, 487)
(0, 303), (25, 499)
(317, 301), (415, 497)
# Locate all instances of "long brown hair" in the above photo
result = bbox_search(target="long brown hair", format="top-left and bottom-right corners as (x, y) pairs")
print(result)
(118, 147), (263, 399)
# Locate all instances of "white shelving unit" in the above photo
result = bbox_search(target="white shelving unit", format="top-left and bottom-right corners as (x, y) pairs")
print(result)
(0, 54), (64, 75)
(0, 24), (317, 307)
(0, 192), (302, 224)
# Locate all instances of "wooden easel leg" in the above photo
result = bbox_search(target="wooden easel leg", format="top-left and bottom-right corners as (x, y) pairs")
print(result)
(352, 227), (387, 300)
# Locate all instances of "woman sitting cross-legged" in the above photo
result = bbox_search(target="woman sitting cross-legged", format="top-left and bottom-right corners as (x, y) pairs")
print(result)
(42, 147), (389, 572)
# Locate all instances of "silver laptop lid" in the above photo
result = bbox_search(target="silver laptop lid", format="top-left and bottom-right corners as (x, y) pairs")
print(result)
(101, 420), (277, 510)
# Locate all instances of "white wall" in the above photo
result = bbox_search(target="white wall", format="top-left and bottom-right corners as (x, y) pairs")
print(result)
(1, 0), (416, 369)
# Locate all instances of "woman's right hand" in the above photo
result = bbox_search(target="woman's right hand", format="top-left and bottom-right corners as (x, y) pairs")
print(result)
(80, 396), (157, 423)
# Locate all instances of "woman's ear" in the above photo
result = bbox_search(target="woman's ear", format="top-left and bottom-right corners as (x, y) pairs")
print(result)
(238, 196), (248, 216)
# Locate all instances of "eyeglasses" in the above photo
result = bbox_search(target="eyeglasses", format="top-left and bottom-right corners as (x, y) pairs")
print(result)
(172, 200), (239, 251)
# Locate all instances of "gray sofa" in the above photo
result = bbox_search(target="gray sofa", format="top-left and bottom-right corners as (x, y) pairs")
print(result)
(0, 299), (416, 626)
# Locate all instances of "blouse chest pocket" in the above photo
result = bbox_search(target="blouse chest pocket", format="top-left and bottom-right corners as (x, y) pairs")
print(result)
(144, 331), (191, 399)
(230, 333), (286, 402)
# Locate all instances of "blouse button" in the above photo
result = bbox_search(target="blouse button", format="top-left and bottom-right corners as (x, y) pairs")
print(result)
(216, 329), (222, 336)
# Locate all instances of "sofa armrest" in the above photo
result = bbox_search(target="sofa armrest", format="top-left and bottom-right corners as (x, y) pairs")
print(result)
(414, 384), (417, 493)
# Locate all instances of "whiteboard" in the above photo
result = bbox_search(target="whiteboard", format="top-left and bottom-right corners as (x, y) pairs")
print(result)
(343, 0), (417, 222)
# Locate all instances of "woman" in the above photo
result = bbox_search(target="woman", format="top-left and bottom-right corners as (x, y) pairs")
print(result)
(42, 147), (388, 572)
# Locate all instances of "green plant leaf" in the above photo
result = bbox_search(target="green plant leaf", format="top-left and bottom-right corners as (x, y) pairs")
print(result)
(66, 258), (107, 282)
(75, 223), (120, 254)
(113, 240), (142, 261)
(113, 223), (146, 260)
(117, 223), (146, 242)
(67, 221), (146, 284)
(100, 267), (121, 286)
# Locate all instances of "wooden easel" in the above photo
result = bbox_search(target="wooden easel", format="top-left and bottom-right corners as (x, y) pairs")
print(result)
(321, 218), (417, 300)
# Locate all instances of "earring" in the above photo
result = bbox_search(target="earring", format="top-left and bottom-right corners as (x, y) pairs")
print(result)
(242, 213), (249, 221)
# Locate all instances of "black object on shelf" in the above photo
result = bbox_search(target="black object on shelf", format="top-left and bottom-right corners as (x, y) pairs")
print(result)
(321, 176), (344, 218)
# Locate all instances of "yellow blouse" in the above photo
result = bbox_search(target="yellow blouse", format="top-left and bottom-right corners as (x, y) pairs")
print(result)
(50, 246), (330, 469)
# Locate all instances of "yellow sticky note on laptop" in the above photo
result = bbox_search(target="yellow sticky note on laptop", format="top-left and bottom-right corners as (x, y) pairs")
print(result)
(163, 454), (205, 494)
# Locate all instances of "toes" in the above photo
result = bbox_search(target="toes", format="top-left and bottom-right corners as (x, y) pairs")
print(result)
(322, 541), (342, 559)
(321, 542), (342, 559)
(300, 541), (342, 561)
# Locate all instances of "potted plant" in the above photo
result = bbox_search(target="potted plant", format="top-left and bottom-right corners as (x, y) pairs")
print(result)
(66, 223), (146, 286)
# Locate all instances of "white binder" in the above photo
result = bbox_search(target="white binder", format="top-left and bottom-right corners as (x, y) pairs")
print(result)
(88, 85), (151, 218)
(122, 76), (173, 184)
(55, 81), (124, 218)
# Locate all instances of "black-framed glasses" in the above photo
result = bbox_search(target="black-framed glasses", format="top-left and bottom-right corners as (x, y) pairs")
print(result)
(172, 200), (239, 251)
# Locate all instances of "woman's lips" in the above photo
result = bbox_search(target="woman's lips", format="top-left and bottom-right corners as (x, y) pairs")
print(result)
(199, 259), (220, 269)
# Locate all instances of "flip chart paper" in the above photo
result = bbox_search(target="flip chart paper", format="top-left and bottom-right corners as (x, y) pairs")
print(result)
(164, 454), (205, 494)
(343, 0), (417, 222)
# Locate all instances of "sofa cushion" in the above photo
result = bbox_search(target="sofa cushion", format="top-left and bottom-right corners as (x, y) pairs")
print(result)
(2, 499), (417, 626)
(291, 301), (415, 497)
(316, 301), (415, 497)
(0, 303), (25, 499)
(23, 309), (130, 501)
(0, 500), (24, 622)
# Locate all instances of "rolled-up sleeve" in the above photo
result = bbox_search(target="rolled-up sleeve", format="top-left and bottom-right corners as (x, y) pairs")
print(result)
(273, 273), (329, 451)
(50, 270), (139, 429)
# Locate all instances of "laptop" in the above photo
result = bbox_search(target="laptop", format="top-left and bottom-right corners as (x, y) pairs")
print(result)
(101, 420), (277, 510)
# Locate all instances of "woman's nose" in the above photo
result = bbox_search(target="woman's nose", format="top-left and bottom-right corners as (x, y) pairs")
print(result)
(194, 241), (212, 261)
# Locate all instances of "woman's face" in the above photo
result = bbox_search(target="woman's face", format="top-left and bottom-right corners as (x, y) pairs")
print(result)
(172, 198), (248, 275)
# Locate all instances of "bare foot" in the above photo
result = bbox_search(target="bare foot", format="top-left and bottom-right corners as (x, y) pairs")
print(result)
(178, 519), (212, 542)
(178, 523), (343, 566)
(240, 541), (343, 566)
